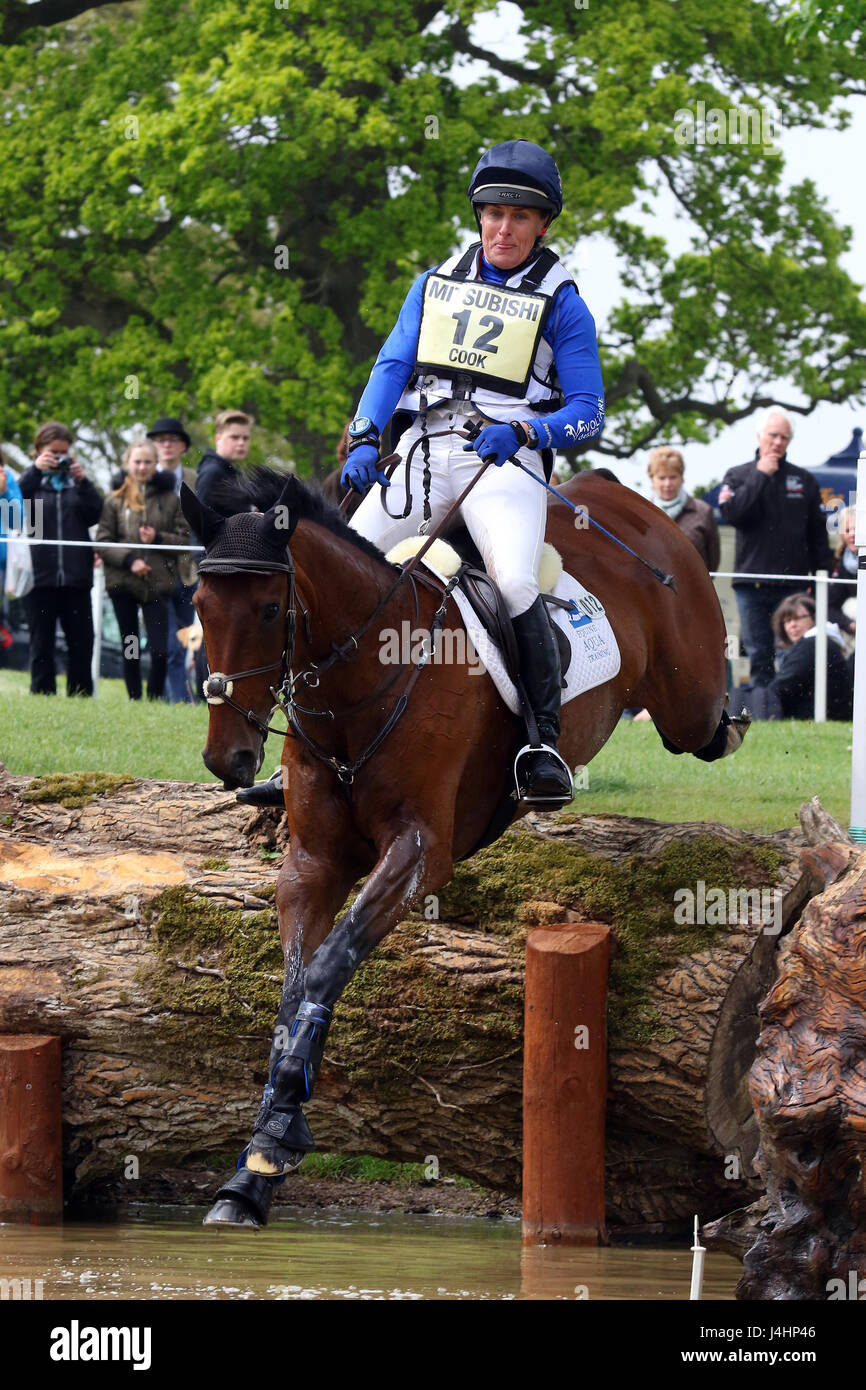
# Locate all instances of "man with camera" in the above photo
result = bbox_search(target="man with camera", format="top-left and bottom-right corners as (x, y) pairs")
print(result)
(18, 420), (103, 695)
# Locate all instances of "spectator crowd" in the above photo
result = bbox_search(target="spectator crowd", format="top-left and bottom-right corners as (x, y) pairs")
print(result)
(0, 402), (858, 724)
(3, 410), (254, 702)
(632, 407), (853, 723)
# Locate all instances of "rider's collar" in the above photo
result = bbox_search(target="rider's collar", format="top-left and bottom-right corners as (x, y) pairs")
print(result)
(478, 246), (542, 284)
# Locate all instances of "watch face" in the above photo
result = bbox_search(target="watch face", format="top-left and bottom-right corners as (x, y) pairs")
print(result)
(349, 416), (374, 437)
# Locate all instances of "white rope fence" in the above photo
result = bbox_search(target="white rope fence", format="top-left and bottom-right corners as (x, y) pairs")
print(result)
(3, 539), (855, 725)
(7, 537), (204, 551)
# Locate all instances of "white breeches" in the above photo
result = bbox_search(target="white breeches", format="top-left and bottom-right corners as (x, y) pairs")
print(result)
(350, 402), (548, 618)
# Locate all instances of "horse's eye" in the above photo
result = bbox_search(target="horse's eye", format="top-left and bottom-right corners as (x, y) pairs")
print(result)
(263, 603), (280, 621)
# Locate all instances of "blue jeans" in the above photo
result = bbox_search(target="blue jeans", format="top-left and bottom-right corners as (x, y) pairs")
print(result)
(165, 579), (197, 703)
(734, 584), (793, 688)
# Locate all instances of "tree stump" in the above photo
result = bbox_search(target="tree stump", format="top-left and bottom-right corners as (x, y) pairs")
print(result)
(738, 840), (866, 1299)
(0, 763), (825, 1231)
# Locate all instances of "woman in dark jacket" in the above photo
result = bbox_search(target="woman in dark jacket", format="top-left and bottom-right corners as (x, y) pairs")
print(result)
(647, 446), (720, 571)
(96, 439), (190, 700)
(749, 592), (853, 720)
(17, 421), (104, 696)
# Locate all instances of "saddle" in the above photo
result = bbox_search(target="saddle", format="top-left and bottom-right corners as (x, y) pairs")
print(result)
(429, 522), (571, 687)
(458, 563), (571, 688)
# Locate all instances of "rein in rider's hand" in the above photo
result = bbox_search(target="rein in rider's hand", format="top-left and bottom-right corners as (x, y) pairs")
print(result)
(341, 442), (391, 494)
(463, 420), (529, 468)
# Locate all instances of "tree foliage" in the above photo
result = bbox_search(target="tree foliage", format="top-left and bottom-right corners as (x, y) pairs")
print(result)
(783, 0), (866, 44)
(0, 0), (864, 472)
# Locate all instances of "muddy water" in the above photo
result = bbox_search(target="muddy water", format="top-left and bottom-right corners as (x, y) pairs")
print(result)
(0, 1209), (739, 1300)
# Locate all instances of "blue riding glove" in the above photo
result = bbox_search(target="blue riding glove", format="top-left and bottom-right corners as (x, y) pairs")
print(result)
(341, 445), (390, 494)
(463, 423), (521, 468)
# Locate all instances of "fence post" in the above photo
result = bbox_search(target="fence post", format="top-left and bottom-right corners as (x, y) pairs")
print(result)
(814, 569), (828, 723)
(851, 456), (866, 839)
(522, 922), (610, 1246)
(91, 558), (104, 696)
(0, 1035), (63, 1224)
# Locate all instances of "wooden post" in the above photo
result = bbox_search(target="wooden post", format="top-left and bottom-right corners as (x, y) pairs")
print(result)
(0, 1035), (63, 1224)
(522, 923), (610, 1246)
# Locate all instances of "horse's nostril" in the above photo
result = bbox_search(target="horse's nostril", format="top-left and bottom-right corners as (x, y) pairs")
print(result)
(202, 745), (257, 789)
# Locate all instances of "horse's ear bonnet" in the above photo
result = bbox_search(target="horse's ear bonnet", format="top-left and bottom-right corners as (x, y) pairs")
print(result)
(186, 477), (298, 576)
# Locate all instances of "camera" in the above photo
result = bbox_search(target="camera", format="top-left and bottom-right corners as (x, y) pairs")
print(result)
(53, 454), (74, 478)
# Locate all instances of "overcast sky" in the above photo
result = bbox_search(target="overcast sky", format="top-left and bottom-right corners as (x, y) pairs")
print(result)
(469, 4), (866, 495)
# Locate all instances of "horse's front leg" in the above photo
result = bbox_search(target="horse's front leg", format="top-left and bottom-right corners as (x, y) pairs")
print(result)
(203, 833), (364, 1230)
(245, 818), (450, 1179)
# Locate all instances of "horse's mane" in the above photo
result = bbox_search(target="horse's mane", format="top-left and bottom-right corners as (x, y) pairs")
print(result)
(211, 468), (396, 571)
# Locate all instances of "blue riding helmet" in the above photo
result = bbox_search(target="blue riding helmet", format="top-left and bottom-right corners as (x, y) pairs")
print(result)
(468, 140), (563, 225)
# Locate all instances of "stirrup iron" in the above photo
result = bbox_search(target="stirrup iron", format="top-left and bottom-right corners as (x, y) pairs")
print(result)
(513, 743), (574, 804)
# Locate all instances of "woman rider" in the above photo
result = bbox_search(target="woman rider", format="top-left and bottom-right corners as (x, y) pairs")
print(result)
(343, 138), (605, 803)
(239, 139), (605, 807)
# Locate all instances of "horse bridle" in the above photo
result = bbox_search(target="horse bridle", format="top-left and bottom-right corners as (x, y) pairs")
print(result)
(198, 552), (299, 740)
(198, 541), (454, 784)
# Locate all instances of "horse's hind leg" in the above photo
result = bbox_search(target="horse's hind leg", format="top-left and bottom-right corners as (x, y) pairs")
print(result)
(245, 820), (450, 1179)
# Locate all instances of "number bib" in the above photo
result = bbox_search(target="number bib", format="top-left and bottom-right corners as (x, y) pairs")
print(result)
(415, 273), (550, 397)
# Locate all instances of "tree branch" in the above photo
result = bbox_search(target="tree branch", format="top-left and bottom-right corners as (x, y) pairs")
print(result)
(1, 0), (121, 44)
(447, 19), (537, 85)
(595, 357), (866, 456)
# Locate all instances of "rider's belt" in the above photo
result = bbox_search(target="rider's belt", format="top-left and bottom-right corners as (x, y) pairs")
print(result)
(415, 273), (550, 398)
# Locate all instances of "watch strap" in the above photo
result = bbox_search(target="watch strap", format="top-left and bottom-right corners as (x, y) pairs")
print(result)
(346, 433), (380, 456)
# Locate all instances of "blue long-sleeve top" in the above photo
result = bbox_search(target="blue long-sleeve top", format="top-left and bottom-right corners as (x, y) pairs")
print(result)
(356, 250), (605, 450)
(0, 467), (24, 568)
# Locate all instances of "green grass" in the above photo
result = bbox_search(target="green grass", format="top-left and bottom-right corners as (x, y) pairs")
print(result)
(0, 669), (213, 783)
(297, 1153), (478, 1187)
(571, 716), (852, 832)
(0, 668), (852, 831)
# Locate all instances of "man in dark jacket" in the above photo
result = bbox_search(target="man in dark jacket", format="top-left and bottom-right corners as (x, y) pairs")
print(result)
(148, 416), (200, 702)
(18, 422), (103, 695)
(718, 408), (833, 687)
(195, 410), (252, 513)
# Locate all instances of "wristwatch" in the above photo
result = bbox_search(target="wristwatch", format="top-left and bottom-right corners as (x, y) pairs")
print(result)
(347, 416), (380, 453)
(511, 421), (540, 449)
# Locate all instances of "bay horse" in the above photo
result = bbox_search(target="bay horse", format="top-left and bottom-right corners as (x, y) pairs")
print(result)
(181, 469), (744, 1228)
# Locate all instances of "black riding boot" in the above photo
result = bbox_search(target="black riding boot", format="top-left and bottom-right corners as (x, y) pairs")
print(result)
(511, 596), (574, 805)
(236, 767), (286, 807)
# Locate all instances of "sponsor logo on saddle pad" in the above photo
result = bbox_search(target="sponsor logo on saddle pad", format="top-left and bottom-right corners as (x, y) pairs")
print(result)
(566, 594), (605, 629)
